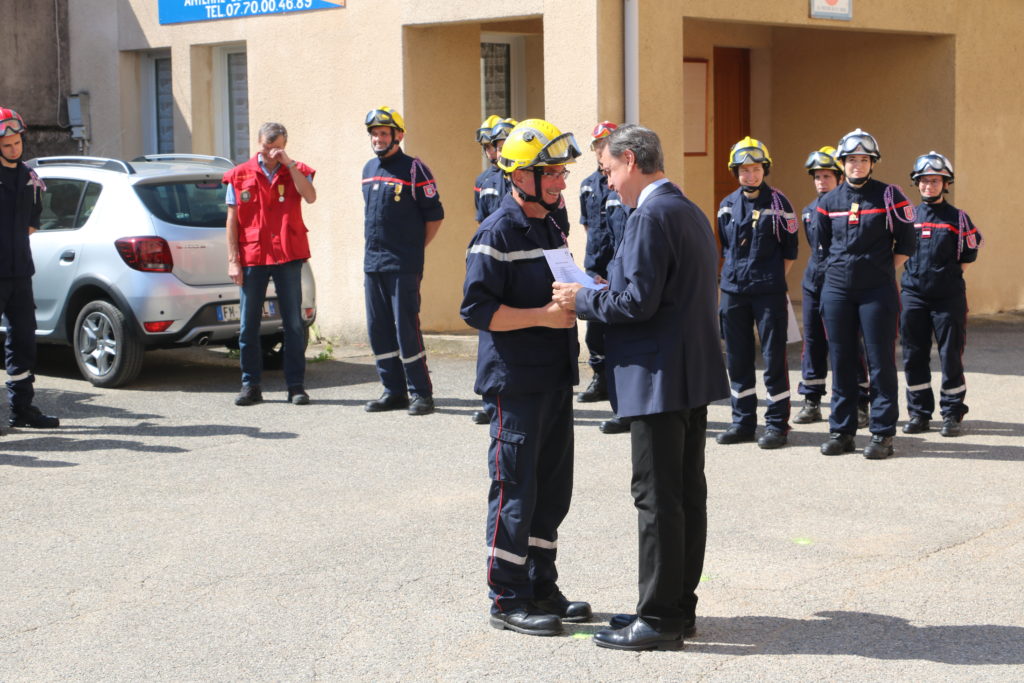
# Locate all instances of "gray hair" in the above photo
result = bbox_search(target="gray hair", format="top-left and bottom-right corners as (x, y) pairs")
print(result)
(606, 124), (664, 174)
(258, 122), (288, 143)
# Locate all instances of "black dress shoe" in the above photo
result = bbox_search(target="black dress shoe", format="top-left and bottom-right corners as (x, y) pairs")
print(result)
(287, 386), (310, 405)
(757, 428), (788, 450)
(940, 416), (961, 437)
(792, 399), (821, 424)
(472, 409), (491, 425)
(364, 393), (409, 412)
(489, 608), (562, 636)
(593, 617), (683, 651)
(599, 416), (631, 434)
(820, 432), (856, 456)
(902, 415), (930, 434)
(716, 425), (755, 445)
(864, 434), (894, 459)
(407, 395), (434, 416)
(9, 405), (60, 428)
(577, 372), (608, 403)
(533, 590), (592, 622)
(609, 613), (696, 637)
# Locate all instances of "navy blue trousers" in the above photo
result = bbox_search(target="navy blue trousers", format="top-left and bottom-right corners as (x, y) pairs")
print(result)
(719, 290), (791, 432)
(484, 390), (574, 613)
(800, 285), (870, 403)
(584, 320), (606, 372)
(364, 272), (432, 398)
(1, 277), (37, 412)
(900, 289), (969, 420)
(820, 283), (900, 436)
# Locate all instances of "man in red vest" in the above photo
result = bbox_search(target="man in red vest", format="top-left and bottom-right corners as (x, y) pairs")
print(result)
(224, 122), (316, 407)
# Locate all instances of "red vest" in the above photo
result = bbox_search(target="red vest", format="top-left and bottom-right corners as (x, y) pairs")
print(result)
(223, 155), (315, 266)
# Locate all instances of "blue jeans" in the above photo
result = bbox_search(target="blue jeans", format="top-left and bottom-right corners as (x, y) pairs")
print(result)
(239, 260), (306, 389)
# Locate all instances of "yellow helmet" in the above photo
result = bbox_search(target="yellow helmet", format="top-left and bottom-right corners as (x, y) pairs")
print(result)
(496, 118), (582, 173)
(805, 145), (843, 176)
(728, 136), (772, 171)
(489, 118), (518, 143)
(365, 106), (405, 132)
(476, 114), (503, 144)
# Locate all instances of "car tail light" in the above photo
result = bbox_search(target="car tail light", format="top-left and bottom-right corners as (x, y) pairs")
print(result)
(115, 237), (173, 272)
(143, 321), (174, 333)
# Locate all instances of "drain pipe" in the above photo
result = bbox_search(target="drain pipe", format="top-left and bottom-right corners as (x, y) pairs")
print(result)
(623, 0), (640, 124)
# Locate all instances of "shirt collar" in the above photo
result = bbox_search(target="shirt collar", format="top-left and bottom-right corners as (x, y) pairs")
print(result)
(637, 177), (670, 209)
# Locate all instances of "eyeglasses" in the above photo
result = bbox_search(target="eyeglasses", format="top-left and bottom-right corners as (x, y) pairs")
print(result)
(540, 169), (570, 180)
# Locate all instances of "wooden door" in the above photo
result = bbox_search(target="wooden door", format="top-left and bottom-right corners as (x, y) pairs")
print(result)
(713, 47), (751, 208)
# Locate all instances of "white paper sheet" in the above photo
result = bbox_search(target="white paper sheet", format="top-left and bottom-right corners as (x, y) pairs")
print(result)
(544, 248), (608, 290)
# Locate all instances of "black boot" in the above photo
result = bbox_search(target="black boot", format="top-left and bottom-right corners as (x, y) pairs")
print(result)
(793, 398), (821, 424)
(577, 372), (608, 403)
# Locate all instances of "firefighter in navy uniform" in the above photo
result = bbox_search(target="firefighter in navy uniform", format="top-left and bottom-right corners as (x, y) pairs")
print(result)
(461, 118), (591, 637)
(470, 117), (517, 426)
(815, 129), (916, 459)
(795, 147), (870, 428)
(0, 107), (59, 431)
(577, 121), (633, 434)
(715, 137), (798, 450)
(361, 107), (444, 416)
(901, 151), (981, 438)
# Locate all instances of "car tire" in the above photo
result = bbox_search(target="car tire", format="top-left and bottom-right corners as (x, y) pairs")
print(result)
(73, 300), (145, 387)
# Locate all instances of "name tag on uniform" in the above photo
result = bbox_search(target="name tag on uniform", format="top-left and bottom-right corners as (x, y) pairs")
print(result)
(372, 183), (379, 190)
(921, 225), (932, 238)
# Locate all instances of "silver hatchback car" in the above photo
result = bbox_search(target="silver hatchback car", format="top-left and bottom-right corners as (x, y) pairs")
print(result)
(16, 154), (316, 387)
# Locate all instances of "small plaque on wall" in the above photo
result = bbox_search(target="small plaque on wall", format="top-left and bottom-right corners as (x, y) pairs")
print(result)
(810, 0), (852, 21)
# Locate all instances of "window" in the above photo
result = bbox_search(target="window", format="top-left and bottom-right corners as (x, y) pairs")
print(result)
(480, 34), (526, 121)
(213, 46), (250, 164)
(134, 180), (228, 228)
(39, 179), (101, 231)
(140, 51), (174, 154)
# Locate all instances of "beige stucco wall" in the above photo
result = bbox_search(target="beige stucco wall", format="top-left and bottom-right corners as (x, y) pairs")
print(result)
(64, 0), (1023, 344)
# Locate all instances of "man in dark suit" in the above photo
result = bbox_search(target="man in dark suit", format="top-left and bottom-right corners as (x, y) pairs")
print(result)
(553, 124), (728, 651)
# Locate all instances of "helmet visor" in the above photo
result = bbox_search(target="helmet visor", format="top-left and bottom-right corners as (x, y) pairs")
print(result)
(912, 155), (952, 177)
(366, 109), (397, 129)
(476, 126), (493, 144)
(731, 147), (768, 166)
(837, 134), (879, 158)
(805, 150), (838, 170)
(0, 116), (25, 137)
(534, 132), (582, 167)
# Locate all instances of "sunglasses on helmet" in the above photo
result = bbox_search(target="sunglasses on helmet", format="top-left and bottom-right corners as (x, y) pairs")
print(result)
(912, 155), (952, 176)
(805, 151), (838, 170)
(533, 132), (583, 166)
(365, 110), (396, 127)
(0, 117), (25, 137)
(837, 134), (878, 157)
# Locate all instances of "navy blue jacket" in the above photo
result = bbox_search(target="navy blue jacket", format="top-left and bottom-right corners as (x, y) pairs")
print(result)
(474, 165), (507, 223)
(813, 178), (916, 290)
(579, 169), (629, 278)
(0, 163), (42, 278)
(717, 185), (799, 295)
(902, 200), (981, 298)
(800, 195), (828, 293)
(575, 181), (729, 417)
(461, 192), (579, 396)
(361, 151), (445, 273)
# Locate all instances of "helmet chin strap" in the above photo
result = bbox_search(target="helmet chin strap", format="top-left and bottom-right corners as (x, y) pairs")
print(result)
(846, 173), (871, 187)
(0, 150), (21, 164)
(373, 132), (400, 158)
(513, 168), (561, 212)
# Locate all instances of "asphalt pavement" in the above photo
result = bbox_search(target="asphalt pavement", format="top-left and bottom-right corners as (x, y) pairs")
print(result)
(2, 313), (1023, 681)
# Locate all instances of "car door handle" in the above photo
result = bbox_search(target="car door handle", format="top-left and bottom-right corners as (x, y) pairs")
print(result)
(60, 250), (76, 263)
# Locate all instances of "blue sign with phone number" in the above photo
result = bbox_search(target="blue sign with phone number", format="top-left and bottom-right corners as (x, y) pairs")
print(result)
(158, 0), (344, 25)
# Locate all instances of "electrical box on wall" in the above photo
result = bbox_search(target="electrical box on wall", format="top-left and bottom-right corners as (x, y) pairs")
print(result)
(68, 92), (90, 141)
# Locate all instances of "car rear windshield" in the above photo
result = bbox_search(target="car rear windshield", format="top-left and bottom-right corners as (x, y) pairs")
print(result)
(134, 180), (227, 228)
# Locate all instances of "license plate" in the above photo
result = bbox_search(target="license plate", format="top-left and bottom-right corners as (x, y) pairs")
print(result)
(217, 300), (278, 322)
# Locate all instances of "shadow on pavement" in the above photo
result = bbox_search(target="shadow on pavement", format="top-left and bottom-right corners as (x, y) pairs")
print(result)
(565, 611), (1024, 664)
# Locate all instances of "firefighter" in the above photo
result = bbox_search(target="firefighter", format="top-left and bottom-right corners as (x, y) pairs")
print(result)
(901, 151), (981, 437)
